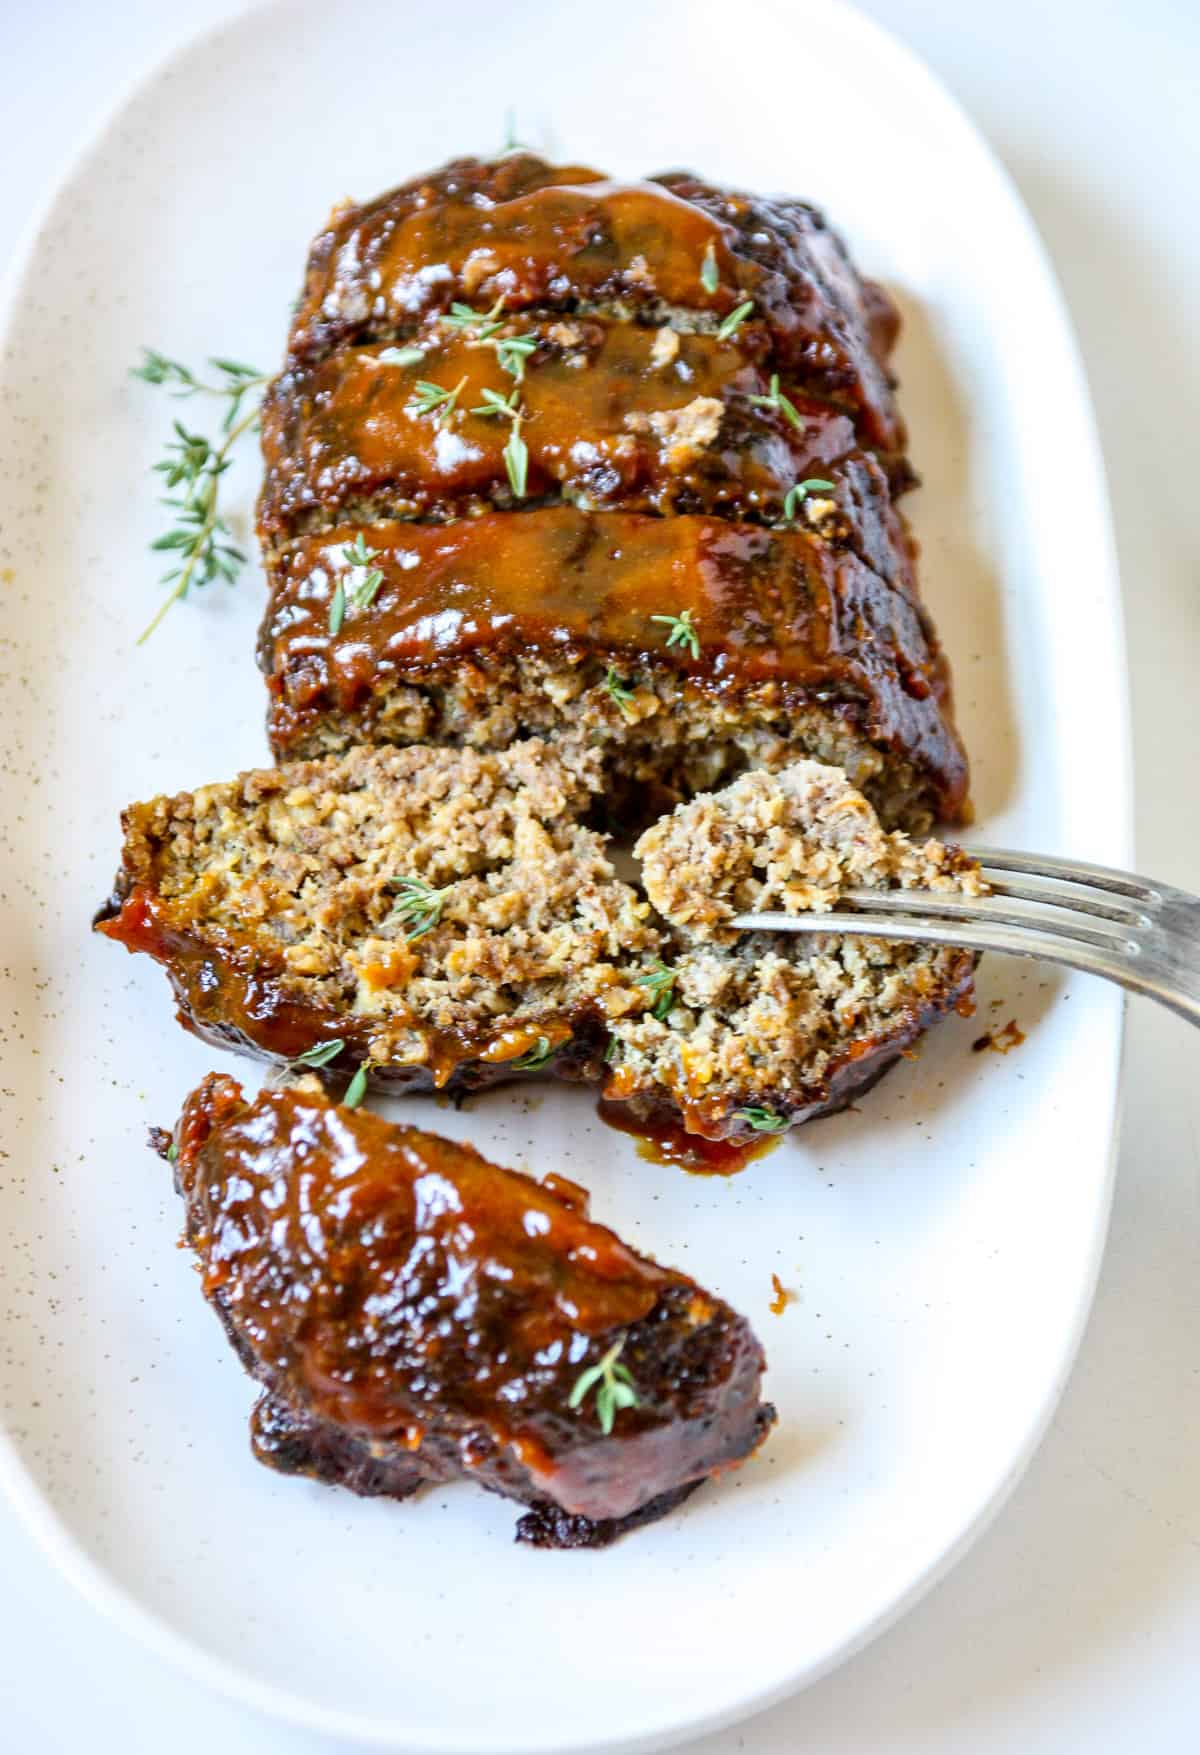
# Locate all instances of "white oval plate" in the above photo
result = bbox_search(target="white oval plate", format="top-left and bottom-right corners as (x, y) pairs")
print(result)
(0, 0), (1128, 1748)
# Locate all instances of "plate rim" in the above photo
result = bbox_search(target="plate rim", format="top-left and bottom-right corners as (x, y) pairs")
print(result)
(0, 0), (1131, 1747)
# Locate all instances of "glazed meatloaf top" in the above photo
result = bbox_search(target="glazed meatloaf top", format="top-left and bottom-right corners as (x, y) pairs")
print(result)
(286, 154), (904, 454)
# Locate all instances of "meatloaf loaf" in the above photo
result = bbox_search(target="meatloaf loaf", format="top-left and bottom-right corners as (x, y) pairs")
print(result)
(96, 743), (978, 1139)
(258, 154), (966, 835)
(168, 1072), (775, 1545)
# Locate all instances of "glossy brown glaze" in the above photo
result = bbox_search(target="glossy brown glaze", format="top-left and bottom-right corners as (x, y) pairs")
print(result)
(259, 321), (911, 589)
(596, 1098), (781, 1175)
(287, 155), (903, 451)
(259, 507), (966, 821)
(171, 1074), (775, 1543)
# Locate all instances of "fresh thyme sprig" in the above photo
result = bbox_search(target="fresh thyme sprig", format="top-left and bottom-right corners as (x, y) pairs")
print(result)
(511, 1036), (554, 1071)
(716, 300), (754, 341)
(636, 959), (677, 1020)
(389, 876), (448, 942)
(749, 373), (805, 433)
(495, 334), (537, 380)
(294, 1038), (346, 1069)
(471, 385), (522, 420)
(782, 479), (835, 522)
(603, 665), (637, 720)
(131, 349), (270, 644)
(343, 1064), (369, 1109)
(700, 242), (720, 295)
(734, 1107), (789, 1133)
(443, 295), (507, 340)
(343, 533), (385, 611)
(410, 377), (468, 423)
(650, 609), (700, 659)
(569, 1336), (640, 1435)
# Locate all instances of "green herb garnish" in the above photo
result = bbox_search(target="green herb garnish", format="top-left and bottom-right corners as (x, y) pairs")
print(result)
(569, 1336), (640, 1435)
(377, 345), (426, 367)
(650, 609), (700, 659)
(734, 1107), (789, 1133)
(471, 385), (522, 420)
(131, 350), (270, 643)
(343, 1064), (369, 1109)
(327, 576), (346, 636)
(504, 417), (529, 499)
(782, 479), (835, 523)
(410, 376), (468, 422)
(494, 334), (537, 380)
(716, 300), (754, 341)
(389, 876), (447, 942)
(604, 1036), (619, 1064)
(700, 242), (719, 295)
(342, 533), (385, 613)
(166, 1140), (179, 1164)
(294, 1039), (346, 1069)
(636, 959), (677, 1020)
(443, 295), (506, 340)
(749, 373), (804, 433)
(511, 1036), (554, 1071)
(603, 665), (636, 719)
(500, 108), (527, 155)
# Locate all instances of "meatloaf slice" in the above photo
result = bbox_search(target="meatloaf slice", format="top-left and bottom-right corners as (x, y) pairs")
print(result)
(258, 508), (964, 833)
(286, 153), (903, 454)
(169, 1072), (775, 1545)
(96, 743), (977, 1137)
(258, 319), (912, 584)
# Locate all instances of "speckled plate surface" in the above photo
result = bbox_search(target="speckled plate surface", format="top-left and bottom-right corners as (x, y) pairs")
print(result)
(0, 0), (1128, 1748)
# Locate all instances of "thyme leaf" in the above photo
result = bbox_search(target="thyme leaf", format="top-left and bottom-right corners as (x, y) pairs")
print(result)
(649, 608), (700, 659)
(328, 576), (346, 636)
(734, 1107), (789, 1133)
(511, 1036), (554, 1071)
(343, 1064), (369, 1109)
(603, 664), (636, 719)
(700, 242), (719, 295)
(716, 300), (754, 341)
(294, 1039), (346, 1069)
(443, 295), (506, 340)
(782, 479), (835, 523)
(342, 533), (385, 613)
(636, 959), (677, 1020)
(389, 876), (447, 942)
(568, 1336), (639, 1435)
(504, 417), (529, 498)
(749, 373), (804, 433)
(494, 334), (537, 380)
(377, 345), (426, 367)
(410, 376), (468, 423)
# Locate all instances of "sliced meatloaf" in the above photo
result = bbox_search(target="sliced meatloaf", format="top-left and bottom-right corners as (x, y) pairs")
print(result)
(96, 743), (977, 1138)
(259, 507), (963, 832)
(168, 1072), (775, 1545)
(259, 154), (962, 834)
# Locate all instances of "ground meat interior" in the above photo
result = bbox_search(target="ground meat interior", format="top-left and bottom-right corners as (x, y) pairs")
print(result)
(98, 748), (979, 1137)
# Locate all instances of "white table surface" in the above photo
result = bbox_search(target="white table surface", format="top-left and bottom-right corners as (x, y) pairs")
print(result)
(2, 2), (1196, 1749)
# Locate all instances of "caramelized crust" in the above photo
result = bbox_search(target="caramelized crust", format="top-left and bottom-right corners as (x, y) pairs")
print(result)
(258, 507), (965, 825)
(171, 1073), (775, 1543)
(287, 154), (903, 451)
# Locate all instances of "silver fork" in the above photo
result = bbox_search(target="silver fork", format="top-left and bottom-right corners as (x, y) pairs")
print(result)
(731, 850), (1200, 1026)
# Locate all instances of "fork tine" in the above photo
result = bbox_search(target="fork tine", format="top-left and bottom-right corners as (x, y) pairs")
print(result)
(972, 847), (1157, 902)
(728, 908), (1133, 979)
(978, 873), (1148, 927)
(838, 887), (1137, 951)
